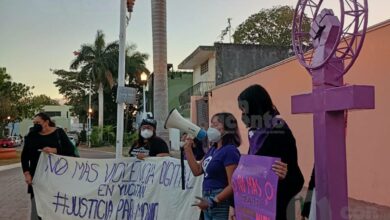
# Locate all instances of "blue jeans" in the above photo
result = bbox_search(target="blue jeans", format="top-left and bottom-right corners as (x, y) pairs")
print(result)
(203, 189), (230, 220)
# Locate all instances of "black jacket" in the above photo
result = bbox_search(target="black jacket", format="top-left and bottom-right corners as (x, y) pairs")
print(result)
(251, 123), (304, 220)
(21, 128), (75, 194)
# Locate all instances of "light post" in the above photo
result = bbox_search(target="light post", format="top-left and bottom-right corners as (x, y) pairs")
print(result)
(88, 108), (92, 148)
(87, 80), (92, 148)
(140, 72), (148, 119)
(115, 0), (135, 159)
(6, 116), (11, 136)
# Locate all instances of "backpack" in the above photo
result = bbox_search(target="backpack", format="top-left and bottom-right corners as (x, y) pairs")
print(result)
(56, 129), (80, 157)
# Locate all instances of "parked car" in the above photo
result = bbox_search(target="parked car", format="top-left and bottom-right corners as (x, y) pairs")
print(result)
(0, 138), (14, 148)
(9, 136), (22, 147)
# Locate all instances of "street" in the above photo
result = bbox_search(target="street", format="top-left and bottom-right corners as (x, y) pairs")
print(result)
(0, 148), (115, 220)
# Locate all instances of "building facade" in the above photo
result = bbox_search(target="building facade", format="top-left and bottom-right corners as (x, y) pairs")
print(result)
(195, 20), (390, 214)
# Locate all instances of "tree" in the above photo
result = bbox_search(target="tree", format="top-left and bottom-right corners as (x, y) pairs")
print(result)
(152, 0), (169, 142)
(0, 68), (41, 137)
(53, 69), (90, 127)
(233, 5), (311, 47)
(70, 30), (119, 128)
(55, 34), (148, 134)
(30, 95), (59, 106)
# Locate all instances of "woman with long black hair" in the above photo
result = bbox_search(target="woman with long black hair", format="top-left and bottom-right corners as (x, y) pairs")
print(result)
(237, 84), (304, 220)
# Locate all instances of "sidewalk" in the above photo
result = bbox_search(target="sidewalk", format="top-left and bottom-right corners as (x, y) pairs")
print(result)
(0, 166), (29, 220)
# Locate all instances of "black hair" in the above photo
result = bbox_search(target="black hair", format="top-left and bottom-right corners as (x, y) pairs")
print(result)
(34, 112), (56, 127)
(238, 84), (279, 116)
(211, 112), (241, 147)
(237, 84), (279, 128)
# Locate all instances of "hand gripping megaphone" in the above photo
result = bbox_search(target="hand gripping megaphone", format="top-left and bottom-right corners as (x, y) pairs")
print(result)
(164, 108), (207, 140)
(165, 108), (207, 191)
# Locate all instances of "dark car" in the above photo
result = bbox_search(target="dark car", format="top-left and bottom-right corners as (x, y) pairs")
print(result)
(0, 138), (15, 148)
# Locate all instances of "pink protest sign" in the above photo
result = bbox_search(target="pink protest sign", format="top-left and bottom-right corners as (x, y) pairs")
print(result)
(232, 155), (279, 220)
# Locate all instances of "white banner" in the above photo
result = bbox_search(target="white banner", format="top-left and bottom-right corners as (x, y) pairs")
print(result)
(33, 154), (202, 220)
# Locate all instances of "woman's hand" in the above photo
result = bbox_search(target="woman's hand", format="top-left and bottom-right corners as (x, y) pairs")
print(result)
(42, 147), (57, 154)
(183, 137), (194, 150)
(272, 161), (288, 180)
(191, 196), (209, 210)
(24, 172), (32, 185)
(136, 153), (147, 160)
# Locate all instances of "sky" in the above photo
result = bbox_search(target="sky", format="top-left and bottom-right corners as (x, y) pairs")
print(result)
(1, 0), (389, 100)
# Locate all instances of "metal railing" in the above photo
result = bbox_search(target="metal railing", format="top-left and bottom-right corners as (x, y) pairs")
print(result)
(178, 81), (215, 106)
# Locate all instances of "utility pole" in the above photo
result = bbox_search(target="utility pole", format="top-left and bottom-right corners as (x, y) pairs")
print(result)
(115, 0), (135, 158)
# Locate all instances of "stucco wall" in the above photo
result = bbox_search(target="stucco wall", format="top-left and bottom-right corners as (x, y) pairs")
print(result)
(215, 43), (290, 85)
(193, 56), (216, 85)
(206, 21), (390, 207)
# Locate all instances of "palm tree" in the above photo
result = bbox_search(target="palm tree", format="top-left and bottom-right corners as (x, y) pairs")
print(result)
(151, 0), (169, 142)
(70, 30), (119, 128)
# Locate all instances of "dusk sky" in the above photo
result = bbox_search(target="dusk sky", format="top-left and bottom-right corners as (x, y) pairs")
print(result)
(1, 0), (389, 99)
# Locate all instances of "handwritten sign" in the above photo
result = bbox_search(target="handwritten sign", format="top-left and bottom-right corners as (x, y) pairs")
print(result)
(33, 154), (202, 220)
(232, 155), (279, 220)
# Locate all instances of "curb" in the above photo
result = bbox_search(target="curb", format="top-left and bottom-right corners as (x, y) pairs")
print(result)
(78, 148), (116, 155)
(0, 163), (21, 172)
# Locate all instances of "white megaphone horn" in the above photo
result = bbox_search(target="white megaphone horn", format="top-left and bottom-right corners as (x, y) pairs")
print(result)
(164, 108), (207, 140)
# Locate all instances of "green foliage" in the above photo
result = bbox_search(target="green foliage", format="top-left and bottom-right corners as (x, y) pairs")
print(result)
(53, 30), (149, 130)
(0, 67), (48, 137)
(123, 131), (138, 148)
(90, 125), (116, 147)
(30, 95), (59, 106)
(233, 5), (311, 46)
(53, 69), (90, 124)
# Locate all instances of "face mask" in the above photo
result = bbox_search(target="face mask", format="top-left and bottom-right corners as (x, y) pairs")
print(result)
(207, 127), (222, 143)
(141, 129), (153, 139)
(32, 124), (43, 133)
(180, 141), (186, 147)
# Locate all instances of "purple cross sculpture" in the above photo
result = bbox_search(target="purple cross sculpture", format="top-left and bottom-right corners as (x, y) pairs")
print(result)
(291, 4), (373, 220)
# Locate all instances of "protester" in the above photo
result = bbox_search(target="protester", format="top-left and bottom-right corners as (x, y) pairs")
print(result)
(181, 132), (205, 161)
(184, 112), (241, 220)
(237, 84), (304, 220)
(129, 118), (170, 159)
(21, 112), (76, 220)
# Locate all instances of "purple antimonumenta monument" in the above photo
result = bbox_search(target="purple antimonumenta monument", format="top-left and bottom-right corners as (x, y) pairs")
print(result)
(291, 1), (373, 219)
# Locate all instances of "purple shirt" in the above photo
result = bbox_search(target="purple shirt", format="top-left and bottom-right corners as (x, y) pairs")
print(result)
(202, 144), (240, 190)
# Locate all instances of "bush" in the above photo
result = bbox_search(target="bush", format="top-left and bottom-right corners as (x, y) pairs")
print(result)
(90, 125), (116, 147)
(124, 131), (138, 148)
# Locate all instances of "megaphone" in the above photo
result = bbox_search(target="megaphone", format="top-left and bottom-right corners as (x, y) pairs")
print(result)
(164, 108), (207, 140)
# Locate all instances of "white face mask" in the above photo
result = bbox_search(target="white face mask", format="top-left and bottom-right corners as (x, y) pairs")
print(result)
(141, 129), (153, 139)
(179, 141), (186, 147)
(207, 127), (222, 143)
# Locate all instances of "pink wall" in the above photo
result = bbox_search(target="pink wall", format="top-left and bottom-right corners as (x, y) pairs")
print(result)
(204, 20), (390, 207)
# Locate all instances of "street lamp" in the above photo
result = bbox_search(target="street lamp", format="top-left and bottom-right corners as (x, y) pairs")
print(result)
(140, 72), (148, 119)
(88, 108), (92, 148)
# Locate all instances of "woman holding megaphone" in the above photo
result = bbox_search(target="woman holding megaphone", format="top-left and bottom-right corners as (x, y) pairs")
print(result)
(184, 112), (241, 220)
